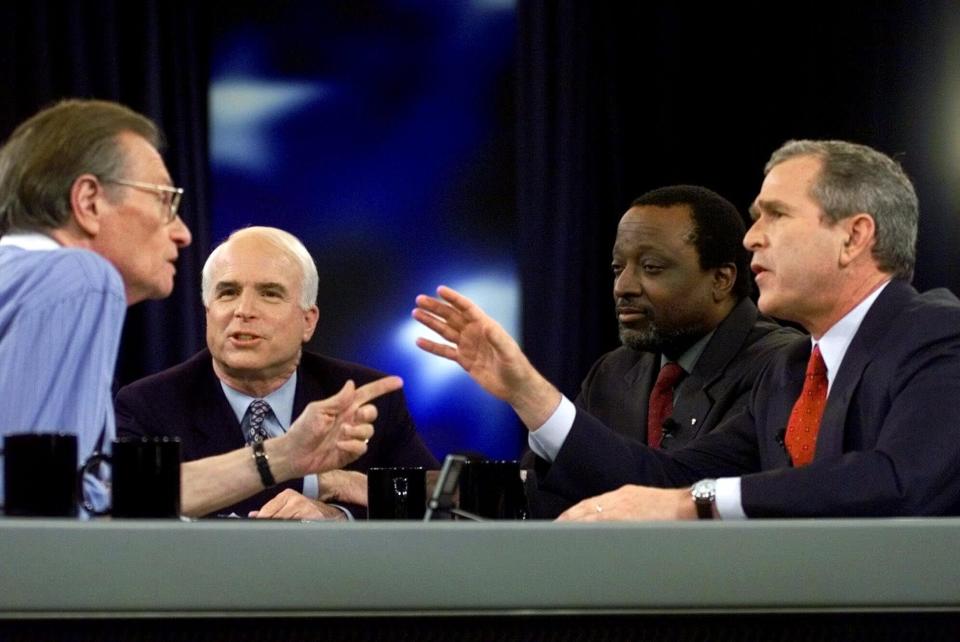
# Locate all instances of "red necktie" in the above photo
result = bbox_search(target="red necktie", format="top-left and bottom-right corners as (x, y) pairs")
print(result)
(647, 362), (685, 448)
(784, 345), (828, 467)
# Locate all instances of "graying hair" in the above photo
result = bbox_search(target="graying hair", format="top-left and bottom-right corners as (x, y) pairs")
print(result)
(201, 226), (319, 310)
(0, 99), (160, 236)
(766, 139), (917, 280)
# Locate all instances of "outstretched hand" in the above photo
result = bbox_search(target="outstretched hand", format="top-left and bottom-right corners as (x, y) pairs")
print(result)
(413, 286), (561, 428)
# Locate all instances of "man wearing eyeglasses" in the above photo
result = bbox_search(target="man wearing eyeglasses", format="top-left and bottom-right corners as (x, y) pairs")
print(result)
(0, 99), (399, 516)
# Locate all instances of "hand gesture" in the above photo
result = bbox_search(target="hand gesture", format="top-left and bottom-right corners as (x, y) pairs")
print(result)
(413, 286), (559, 427)
(285, 376), (402, 477)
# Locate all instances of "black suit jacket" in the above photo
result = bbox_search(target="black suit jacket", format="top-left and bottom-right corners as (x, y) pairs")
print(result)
(115, 349), (438, 517)
(540, 281), (960, 517)
(575, 297), (800, 449)
(528, 298), (799, 516)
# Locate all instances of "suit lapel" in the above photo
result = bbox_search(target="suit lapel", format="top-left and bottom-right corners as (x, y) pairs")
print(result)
(623, 353), (656, 441)
(814, 281), (914, 460)
(678, 299), (761, 439)
(774, 342), (809, 456)
(292, 353), (332, 418)
(192, 351), (247, 453)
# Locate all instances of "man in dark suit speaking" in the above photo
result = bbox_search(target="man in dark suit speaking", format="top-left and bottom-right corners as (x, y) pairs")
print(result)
(415, 140), (960, 519)
(117, 226), (437, 518)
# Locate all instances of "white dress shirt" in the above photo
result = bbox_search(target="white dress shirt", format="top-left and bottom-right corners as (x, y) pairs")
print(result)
(715, 280), (890, 518)
(529, 281), (890, 519)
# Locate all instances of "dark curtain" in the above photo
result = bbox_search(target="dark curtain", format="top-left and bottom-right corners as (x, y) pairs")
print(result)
(0, 0), (211, 385)
(516, 1), (960, 398)
(3, 0), (957, 408)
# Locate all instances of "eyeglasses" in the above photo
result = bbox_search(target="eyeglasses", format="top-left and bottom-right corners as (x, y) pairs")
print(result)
(104, 178), (184, 224)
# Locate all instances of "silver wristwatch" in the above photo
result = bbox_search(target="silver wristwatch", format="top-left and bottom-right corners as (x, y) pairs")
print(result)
(690, 479), (716, 519)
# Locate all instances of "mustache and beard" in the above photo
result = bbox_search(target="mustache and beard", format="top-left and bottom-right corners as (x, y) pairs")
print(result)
(616, 299), (705, 357)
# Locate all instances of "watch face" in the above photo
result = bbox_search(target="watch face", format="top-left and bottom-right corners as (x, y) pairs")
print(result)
(692, 480), (715, 499)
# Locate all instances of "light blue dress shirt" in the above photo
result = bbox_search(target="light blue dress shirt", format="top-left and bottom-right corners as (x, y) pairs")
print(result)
(0, 233), (126, 510)
(219, 372), (320, 502)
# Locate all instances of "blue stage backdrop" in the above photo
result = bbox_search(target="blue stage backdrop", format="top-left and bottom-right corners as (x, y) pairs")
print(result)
(209, 1), (521, 460)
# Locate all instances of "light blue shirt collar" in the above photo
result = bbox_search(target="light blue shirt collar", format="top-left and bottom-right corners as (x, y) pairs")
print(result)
(220, 371), (298, 431)
(814, 280), (890, 394)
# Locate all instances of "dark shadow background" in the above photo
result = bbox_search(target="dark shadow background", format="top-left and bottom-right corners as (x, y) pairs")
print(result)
(0, 0), (212, 384)
(516, 1), (960, 398)
(206, 1), (521, 459)
(1, 0), (957, 453)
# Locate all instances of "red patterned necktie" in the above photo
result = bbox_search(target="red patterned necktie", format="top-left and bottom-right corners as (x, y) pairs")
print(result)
(784, 344), (828, 467)
(647, 362), (685, 448)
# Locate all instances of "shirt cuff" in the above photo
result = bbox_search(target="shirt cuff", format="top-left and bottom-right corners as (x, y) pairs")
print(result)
(527, 395), (575, 463)
(302, 474), (319, 500)
(80, 471), (110, 519)
(329, 503), (354, 521)
(715, 476), (747, 520)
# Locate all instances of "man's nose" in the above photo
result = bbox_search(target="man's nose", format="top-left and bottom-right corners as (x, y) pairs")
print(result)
(170, 216), (192, 248)
(743, 219), (764, 251)
(613, 268), (641, 298)
(234, 290), (258, 318)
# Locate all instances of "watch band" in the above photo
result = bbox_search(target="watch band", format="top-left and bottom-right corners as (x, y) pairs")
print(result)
(694, 495), (714, 519)
(251, 441), (276, 488)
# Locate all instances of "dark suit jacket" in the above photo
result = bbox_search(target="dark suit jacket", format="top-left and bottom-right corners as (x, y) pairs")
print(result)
(540, 280), (960, 517)
(527, 297), (799, 516)
(575, 297), (800, 450)
(115, 349), (438, 517)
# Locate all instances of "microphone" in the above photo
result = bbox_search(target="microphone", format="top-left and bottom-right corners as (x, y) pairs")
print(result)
(776, 429), (794, 466)
(660, 418), (680, 444)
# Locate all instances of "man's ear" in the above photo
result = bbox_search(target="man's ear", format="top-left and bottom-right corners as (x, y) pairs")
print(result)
(839, 213), (876, 267)
(712, 264), (736, 302)
(302, 305), (320, 343)
(70, 174), (106, 237)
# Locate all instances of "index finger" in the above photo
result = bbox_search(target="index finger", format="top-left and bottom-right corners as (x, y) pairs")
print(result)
(353, 375), (403, 406)
(435, 286), (484, 321)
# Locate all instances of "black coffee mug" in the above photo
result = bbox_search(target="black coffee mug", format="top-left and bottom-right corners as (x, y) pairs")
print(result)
(458, 459), (527, 520)
(81, 437), (181, 518)
(367, 467), (427, 520)
(1, 433), (79, 517)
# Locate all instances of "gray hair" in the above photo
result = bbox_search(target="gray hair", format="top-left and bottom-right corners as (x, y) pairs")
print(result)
(201, 226), (319, 310)
(766, 139), (917, 280)
(0, 99), (160, 236)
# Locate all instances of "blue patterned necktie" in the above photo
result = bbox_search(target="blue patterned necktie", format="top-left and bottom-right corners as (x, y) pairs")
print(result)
(246, 399), (272, 445)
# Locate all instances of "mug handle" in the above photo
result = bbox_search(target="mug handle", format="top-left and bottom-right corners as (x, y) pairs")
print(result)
(79, 452), (111, 516)
(392, 477), (409, 519)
